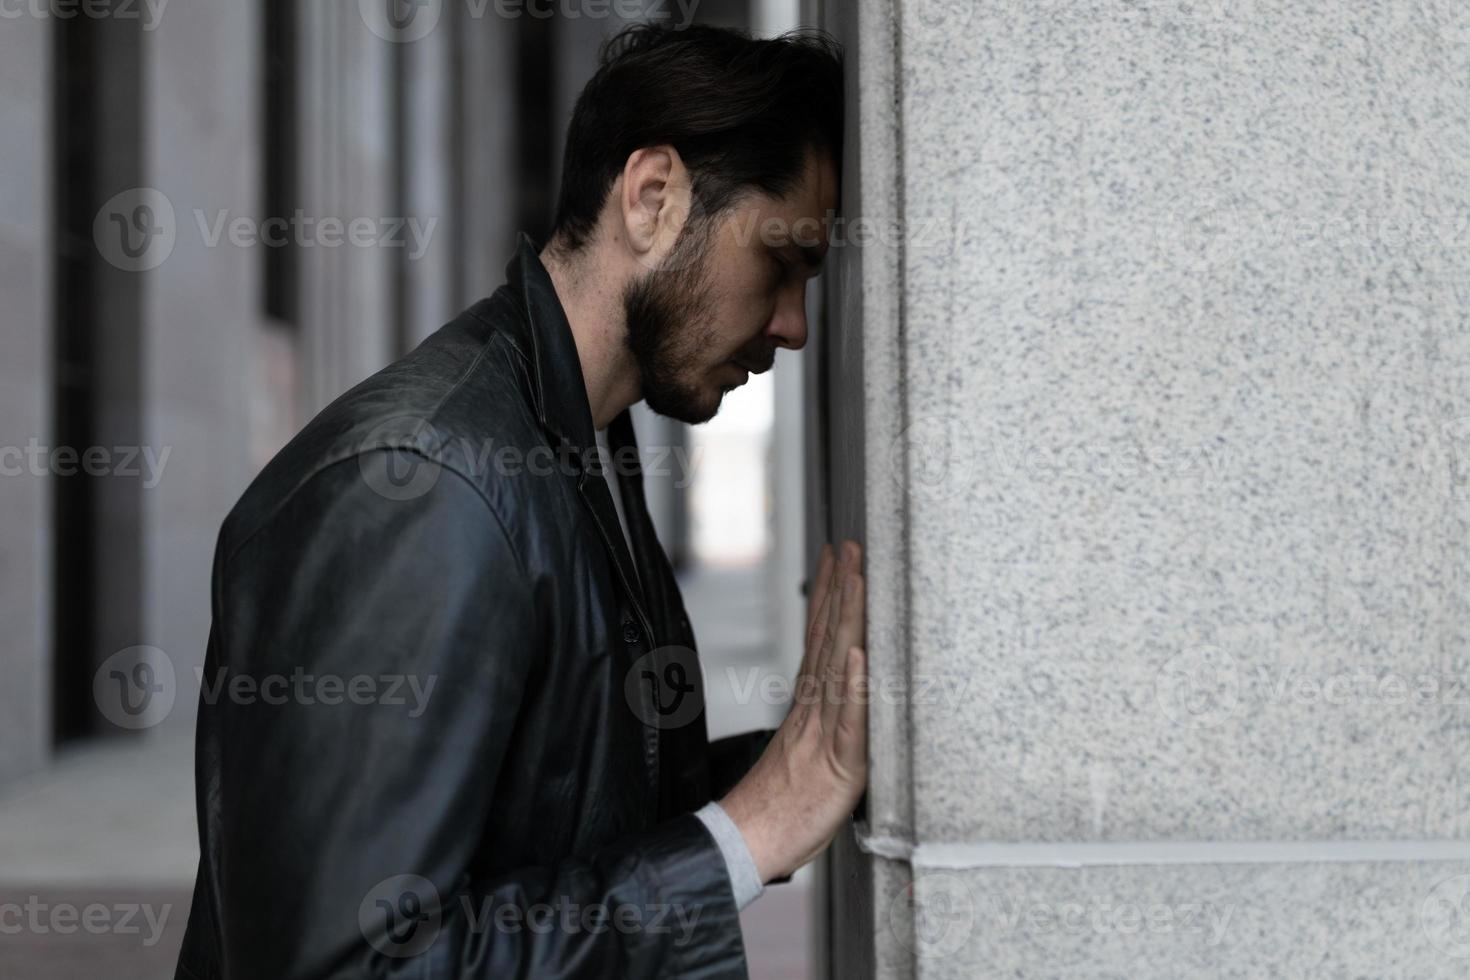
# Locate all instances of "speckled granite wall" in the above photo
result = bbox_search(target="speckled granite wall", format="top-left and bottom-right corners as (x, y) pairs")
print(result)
(823, 0), (1470, 975)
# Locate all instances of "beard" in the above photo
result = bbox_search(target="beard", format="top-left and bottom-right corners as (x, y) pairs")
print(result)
(621, 219), (725, 425)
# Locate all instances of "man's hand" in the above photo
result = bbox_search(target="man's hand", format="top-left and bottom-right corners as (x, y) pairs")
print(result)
(719, 540), (867, 883)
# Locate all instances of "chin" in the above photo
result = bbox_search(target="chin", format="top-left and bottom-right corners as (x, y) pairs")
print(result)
(688, 389), (726, 425)
(644, 381), (723, 426)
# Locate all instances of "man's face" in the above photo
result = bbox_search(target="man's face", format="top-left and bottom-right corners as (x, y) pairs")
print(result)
(622, 149), (838, 425)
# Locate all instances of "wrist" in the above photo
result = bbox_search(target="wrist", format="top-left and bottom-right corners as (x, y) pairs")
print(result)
(719, 790), (785, 883)
(694, 801), (765, 909)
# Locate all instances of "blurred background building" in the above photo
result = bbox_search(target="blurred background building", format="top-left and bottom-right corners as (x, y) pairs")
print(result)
(0, 1), (818, 975)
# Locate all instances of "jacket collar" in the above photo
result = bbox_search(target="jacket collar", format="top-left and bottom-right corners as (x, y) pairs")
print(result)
(500, 232), (661, 639)
(502, 231), (598, 455)
(497, 234), (691, 795)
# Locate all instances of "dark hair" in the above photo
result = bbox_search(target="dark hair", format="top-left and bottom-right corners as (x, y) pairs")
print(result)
(549, 23), (843, 253)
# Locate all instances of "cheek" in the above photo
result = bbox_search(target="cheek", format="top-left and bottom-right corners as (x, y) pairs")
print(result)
(697, 285), (764, 350)
(721, 248), (779, 308)
(731, 273), (780, 333)
(718, 306), (770, 358)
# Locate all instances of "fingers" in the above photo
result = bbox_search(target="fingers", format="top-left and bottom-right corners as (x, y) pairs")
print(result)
(821, 567), (865, 733)
(800, 546), (838, 685)
(805, 543), (836, 641)
(834, 646), (868, 779)
(794, 584), (834, 709)
(817, 546), (846, 672)
(820, 543), (861, 678)
(797, 540), (862, 716)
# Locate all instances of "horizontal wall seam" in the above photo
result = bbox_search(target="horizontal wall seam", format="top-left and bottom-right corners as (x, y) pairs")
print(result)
(856, 834), (1470, 868)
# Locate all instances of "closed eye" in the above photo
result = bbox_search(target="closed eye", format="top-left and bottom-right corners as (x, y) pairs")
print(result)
(768, 250), (788, 283)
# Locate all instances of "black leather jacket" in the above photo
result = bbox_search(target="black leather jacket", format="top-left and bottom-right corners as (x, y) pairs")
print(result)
(174, 234), (776, 979)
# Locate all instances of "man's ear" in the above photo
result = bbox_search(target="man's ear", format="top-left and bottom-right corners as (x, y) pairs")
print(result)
(619, 145), (692, 270)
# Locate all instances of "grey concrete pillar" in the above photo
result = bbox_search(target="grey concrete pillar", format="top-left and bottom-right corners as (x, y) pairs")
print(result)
(138, 0), (258, 735)
(0, 14), (52, 783)
(454, 13), (520, 307)
(397, 6), (456, 350)
(822, 0), (1470, 975)
(298, 2), (397, 413)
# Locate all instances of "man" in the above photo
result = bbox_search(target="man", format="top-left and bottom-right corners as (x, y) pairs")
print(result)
(174, 23), (864, 980)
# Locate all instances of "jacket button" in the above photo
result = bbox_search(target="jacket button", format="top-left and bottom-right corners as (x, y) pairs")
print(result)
(622, 621), (641, 645)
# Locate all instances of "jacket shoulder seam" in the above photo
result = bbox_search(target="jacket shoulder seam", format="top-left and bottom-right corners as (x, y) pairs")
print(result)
(220, 447), (529, 588)
(220, 329), (512, 565)
(428, 459), (533, 584)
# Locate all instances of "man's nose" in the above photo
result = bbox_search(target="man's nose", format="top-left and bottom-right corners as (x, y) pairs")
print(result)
(766, 283), (809, 351)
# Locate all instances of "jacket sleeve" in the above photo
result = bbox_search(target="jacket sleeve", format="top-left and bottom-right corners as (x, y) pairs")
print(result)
(207, 453), (748, 979)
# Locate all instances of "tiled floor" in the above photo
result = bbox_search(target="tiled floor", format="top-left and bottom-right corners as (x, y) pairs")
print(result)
(0, 734), (197, 977)
(0, 734), (197, 886)
(0, 563), (812, 977)
(0, 885), (192, 980)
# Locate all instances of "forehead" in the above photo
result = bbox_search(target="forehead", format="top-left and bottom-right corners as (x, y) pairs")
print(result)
(725, 149), (839, 251)
(767, 148), (838, 220)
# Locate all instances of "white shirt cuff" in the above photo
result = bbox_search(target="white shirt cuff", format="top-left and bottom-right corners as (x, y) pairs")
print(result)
(693, 800), (765, 910)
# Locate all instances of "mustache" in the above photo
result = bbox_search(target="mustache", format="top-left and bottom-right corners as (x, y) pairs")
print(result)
(734, 346), (776, 374)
